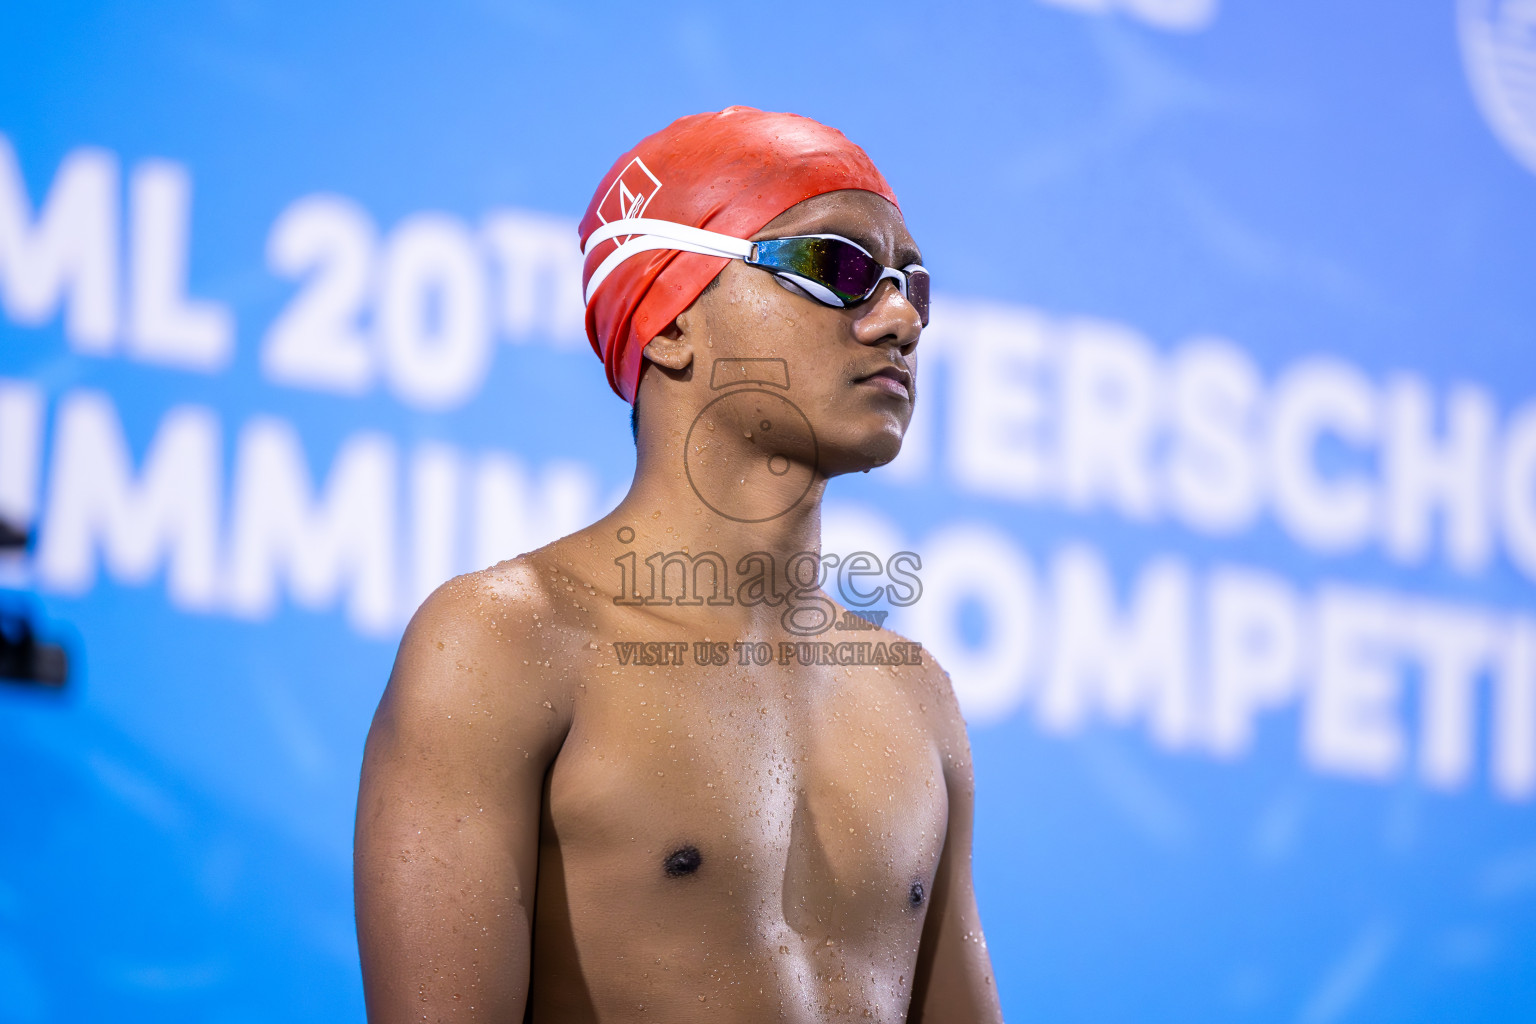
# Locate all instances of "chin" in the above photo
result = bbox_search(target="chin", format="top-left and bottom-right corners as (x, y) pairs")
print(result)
(817, 421), (906, 477)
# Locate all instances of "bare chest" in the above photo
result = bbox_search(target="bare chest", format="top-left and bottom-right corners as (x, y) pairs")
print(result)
(545, 658), (949, 925)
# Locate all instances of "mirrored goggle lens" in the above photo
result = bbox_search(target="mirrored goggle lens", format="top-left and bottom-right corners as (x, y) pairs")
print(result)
(905, 266), (930, 327)
(752, 236), (882, 306)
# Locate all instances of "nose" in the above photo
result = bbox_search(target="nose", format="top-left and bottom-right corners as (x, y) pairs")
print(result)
(850, 279), (922, 356)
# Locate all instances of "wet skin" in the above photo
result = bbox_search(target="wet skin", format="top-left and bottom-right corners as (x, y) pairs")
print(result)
(355, 191), (1004, 1022)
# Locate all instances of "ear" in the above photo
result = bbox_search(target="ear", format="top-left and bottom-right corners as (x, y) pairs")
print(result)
(642, 318), (694, 372)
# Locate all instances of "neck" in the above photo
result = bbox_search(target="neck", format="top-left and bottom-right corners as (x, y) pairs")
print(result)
(615, 426), (827, 563)
(587, 414), (832, 634)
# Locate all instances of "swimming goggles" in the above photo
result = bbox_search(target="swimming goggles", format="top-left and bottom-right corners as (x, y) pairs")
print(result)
(583, 218), (930, 327)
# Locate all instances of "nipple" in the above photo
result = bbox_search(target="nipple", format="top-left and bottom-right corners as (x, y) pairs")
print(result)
(664, 845), (703, 877)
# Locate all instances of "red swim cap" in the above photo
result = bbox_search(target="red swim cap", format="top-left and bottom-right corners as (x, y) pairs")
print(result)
(579, 107), (900, 404)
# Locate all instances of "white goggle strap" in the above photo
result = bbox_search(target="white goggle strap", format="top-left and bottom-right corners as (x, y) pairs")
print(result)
(582, 218), (756, 306)
(582, 218), (755, 257)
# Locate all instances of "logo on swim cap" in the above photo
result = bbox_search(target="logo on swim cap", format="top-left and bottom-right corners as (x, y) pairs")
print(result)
(596, 157), (663, 248)
(1460, 0), (1536, 177)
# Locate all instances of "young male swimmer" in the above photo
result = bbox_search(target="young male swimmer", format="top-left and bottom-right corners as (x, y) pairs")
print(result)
(354, 107), (1003, 1023)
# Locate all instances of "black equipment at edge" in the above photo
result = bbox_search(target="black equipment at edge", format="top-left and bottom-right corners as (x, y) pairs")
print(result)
(0, 518), (68, 688)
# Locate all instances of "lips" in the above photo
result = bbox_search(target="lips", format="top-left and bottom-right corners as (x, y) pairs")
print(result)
(855, 364), (913, 400)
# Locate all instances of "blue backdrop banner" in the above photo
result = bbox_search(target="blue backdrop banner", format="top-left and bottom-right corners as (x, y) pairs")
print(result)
(3, 1), (1536, 1020)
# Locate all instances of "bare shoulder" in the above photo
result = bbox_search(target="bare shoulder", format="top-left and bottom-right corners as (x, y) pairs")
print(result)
(356, 554), (575, 1017)
(865, 618), (980, 809)
(903, 639), (973, 767)
(372, 552), (577, 762)
(837, 601), (972, 765)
